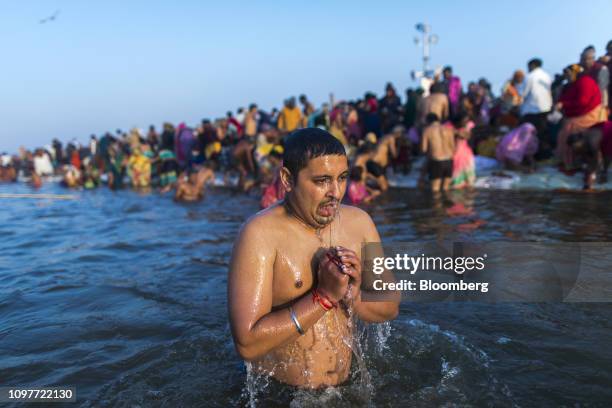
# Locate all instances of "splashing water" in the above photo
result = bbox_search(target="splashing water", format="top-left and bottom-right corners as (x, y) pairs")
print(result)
(338, 285), (374, 405)
(242, 323), (394, 407)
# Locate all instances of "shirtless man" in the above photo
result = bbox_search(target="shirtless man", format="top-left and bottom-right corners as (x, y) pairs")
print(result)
(232, 136), (256, 191)
(228, 128), (399, 388)
(174, 167), (215, 202)
(360, 125), (404, 191)
(421, 113), (456, 192)
(418, 83), (450, 127)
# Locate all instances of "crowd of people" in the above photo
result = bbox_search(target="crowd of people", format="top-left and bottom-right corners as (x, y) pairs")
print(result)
(2, 41), (612, 200)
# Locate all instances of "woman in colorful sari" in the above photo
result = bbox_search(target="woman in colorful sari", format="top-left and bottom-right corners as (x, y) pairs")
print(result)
(496, 123), (539, 171)
(158, 148), (178, 191)
(556, 64), (605, 170)
(128, 147), (151, 188)
(450, 114), (476, 188)
(174, 123), (195, 169)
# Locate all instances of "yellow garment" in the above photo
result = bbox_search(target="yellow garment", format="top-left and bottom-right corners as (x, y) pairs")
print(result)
(256, 143), (283, 158)
(205, 142), (222, 159)
(330, 125), (348, 146)
(277, 106), (302, 132)
(128, 153), (151, 187)
(257, 143), (274, 157)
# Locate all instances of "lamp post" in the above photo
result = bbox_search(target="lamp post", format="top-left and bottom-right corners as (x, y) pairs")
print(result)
(413, 23), (438, 77)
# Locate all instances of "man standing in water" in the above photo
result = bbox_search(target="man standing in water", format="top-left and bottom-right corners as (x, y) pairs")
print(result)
(228, 128), (399, 388)
(421, 113), (455, 192)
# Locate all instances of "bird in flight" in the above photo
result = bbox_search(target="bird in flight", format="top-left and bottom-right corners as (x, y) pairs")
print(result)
(39, 9), (60, 24)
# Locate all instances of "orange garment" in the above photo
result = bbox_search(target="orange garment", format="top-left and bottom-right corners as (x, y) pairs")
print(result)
(502, 82), (521, 107)
(277, 106), (302, 133)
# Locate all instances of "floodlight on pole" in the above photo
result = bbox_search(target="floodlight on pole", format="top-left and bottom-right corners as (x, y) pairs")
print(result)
(414, 22), (438, 76)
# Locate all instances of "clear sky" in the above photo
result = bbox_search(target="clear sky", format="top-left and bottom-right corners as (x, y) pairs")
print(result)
(1, 0), (611, 153)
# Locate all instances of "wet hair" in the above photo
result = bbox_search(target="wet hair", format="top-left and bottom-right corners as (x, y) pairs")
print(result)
(350, 166), (363, 181)
(426, 113), (439, 124)
(282, 128), (346, 182)
(528, 58), (542, 68)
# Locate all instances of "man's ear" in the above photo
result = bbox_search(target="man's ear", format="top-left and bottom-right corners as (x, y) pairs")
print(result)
(279, 166), (294, 192)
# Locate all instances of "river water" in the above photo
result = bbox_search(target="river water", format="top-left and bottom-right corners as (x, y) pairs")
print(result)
(1, 182), (611, 407)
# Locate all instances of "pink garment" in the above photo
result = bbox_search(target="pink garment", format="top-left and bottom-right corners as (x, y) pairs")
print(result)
(347, 181), (368, 205)
(367, 98), (378, 112)
(496, 123), (539, 165)
(260, 175), (286, 209)
(452, 138), (475, 184)
(448, 76), (462, 111)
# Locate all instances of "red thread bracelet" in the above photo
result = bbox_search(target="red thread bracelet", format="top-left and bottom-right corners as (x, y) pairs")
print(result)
(312, 288), (337, 311)
(312, 289), (333, 311)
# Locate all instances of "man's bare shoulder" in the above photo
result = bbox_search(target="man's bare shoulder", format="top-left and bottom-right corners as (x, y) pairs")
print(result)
(339, 205), (377, 239)
(341, 204), (376, 220)
(237, 203), (287, 240)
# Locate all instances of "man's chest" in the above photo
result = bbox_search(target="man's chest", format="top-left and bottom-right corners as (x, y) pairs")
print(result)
(270, 233), (361, 306)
